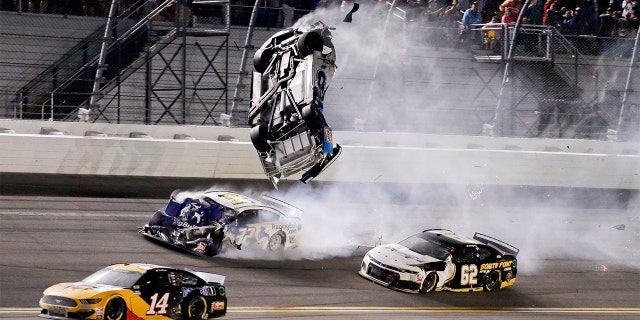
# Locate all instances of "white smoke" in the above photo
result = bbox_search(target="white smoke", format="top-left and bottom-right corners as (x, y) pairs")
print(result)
(181, 6), (640, 271)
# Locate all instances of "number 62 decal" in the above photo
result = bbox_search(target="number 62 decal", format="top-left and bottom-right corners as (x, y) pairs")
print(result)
(460, 264), (478, 286)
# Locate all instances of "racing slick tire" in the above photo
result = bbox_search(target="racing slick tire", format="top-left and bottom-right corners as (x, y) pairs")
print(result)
(250, 124), (271, 152)
(182, 294), (208, 320)
(419, 272), (438, 293)
(204, 234), (224, 257)
(301, 105), (323, 133)
(267, 232), (285, 252)
(253, 47), (274, 73)
(148, 210), (164, 226)
(297, 31), (324, 56)
(483, 270), (502, 292)
(104, 297), (126, 320)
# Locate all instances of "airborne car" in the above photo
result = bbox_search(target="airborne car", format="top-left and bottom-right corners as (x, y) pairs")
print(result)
(359, 229), (519, 293)
(139, 191), (302, 257)
(248, 21), (341, 188)
(39, 263), (226, 319)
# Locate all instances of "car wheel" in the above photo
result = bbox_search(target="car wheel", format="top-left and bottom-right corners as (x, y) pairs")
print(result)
(301, 105), (323, 133)
(419, 272), (437, 293)
(253, 47), (274, 73)
(297, 31), (324, 56)
(148, 210), (163, 226)
(483, 271), (501, 292)
(250, 124), (271, 152)
(104, 297), (126, 320)
(182, 294), (208, 320)
(205, 235), (223, 257)
(267, 232), (285, 251)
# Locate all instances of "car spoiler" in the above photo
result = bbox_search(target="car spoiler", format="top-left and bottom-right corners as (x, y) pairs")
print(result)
(473, 232), (519, 257)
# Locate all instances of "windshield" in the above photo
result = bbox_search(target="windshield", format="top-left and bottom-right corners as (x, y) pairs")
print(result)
(82, 267), (144, 288)
(398, 235), (453, 260)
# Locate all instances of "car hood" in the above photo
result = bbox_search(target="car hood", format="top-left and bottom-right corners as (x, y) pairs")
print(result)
(43, 282), (123, 298)
(368, 244), (441, 271)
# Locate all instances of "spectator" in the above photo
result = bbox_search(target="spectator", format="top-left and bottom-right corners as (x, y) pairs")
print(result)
(460, 1), (483, 45)
(561, 9), (578, 35)
(442, 0), (463, 28)
(525, 0), (544, 24)
(545, 2), (564, 29)
(499, 0), (521, 20)
(502, 6), (516, 22)
(542, 0), (557, 24)
(481, 15), (503, 51)
(598, 7), (618, 53)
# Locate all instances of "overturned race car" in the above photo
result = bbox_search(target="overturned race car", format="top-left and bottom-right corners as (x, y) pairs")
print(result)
(139, 190), (302, 257)
(249, 21), (341, 188)
(359, 229), (519, 293)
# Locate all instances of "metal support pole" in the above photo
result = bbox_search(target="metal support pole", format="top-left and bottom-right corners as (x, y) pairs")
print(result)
(181, 0), (187, 124)
(89, 0), (119, 119)
(229, 0), (261, 123)
(615, 28), (640, 136)
(486, 0), (530, 136)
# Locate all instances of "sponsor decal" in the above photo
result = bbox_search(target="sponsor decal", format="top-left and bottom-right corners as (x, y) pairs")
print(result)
(324, 128), (333, 143)
(212, 301), (225, 311)
(199, 286), (216, 296)
(195, 242), (207, 254)
(183, 286), (215, 297)
(222, 193), (252, 205)
(480, 261), (513, 270)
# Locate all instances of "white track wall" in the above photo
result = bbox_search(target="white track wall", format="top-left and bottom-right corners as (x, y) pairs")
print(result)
(2, 119), (640, 189)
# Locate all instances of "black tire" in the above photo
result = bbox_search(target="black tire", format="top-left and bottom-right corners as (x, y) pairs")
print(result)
(483, 270), (501, 292)
(267, 232), (285, 251)
(297, 31), (323, 56)
(419, 272), (437, 293)
(104, 297), (126, 320)
(250, 124), (271, 152)
(301, 105), (323, 133)
(148, 210), (164, 226)
(204, 235), (223, 257)
(253, 47), (274, 73)
(182, 294), (208, 320)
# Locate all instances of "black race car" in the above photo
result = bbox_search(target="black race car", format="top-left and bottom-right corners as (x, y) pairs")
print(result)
(359, 229), (519, 293)
(39, 263), (226, 319)
(248, 20), (341, 188)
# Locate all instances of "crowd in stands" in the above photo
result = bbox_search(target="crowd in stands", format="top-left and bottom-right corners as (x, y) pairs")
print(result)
(398, 0), (639, 40)
(2, 0), (638, 45)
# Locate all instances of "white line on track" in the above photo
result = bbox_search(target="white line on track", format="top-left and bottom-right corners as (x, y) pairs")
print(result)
(0, 212), (149, 218)
(2, 307), (640, 314)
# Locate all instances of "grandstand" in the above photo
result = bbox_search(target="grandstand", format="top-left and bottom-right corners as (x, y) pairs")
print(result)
(1, 0), (639, 140)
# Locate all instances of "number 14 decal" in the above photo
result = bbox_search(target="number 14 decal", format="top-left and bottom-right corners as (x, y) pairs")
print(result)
(146, 292), (170, 315)
(460, 264), (478, 286)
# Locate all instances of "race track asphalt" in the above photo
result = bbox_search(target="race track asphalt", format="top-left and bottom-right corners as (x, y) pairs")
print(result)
(0, 182), (639, 320)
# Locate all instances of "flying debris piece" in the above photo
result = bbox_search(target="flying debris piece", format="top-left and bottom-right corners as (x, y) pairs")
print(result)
(248, 21), (341, 188)
(343, 3), (360, 23)
(613, 224), (626, 230)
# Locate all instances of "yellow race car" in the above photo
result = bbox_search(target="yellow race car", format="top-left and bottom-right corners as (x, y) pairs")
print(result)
(39, 263), (226, 319)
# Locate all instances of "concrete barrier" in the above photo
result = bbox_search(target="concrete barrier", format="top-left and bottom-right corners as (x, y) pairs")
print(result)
(1, 119), (639, 189)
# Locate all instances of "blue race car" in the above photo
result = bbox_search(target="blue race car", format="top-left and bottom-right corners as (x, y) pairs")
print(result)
(139, 190), (302, 257)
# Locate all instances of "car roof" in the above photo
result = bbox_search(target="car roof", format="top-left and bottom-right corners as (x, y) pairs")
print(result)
(107, 263), (170, 274)
(200, 191), (302, 217)
(421, 229), (482, 248)
(202, 191), (266, 209)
